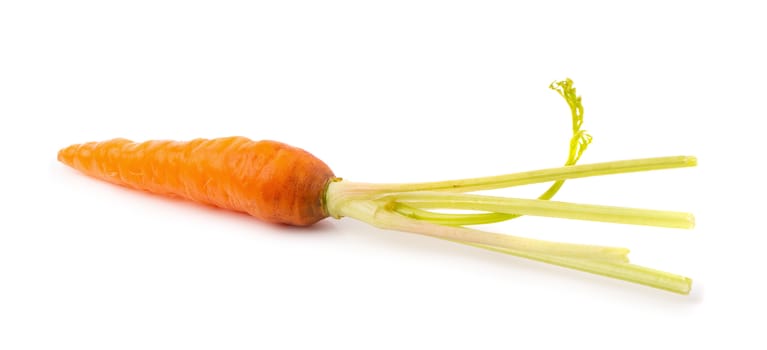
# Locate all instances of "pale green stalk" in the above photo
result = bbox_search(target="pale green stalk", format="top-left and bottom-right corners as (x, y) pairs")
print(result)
(340, 155), (696, 195)
(467, 242), (692, 294)
(384, 192), (694, 229)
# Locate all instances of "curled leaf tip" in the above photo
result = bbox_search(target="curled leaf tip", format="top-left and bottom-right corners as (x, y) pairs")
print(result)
(549, 78), (591, 166)
(571, 130), (593, 164)
(549, 78), (576, 98)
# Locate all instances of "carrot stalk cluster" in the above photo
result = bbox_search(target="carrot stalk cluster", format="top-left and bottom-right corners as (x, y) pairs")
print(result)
(325, 156), (695, 294)
(324, 79), (696, 294)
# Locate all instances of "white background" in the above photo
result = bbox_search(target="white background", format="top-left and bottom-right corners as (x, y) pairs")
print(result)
(1, 1), (765, 349)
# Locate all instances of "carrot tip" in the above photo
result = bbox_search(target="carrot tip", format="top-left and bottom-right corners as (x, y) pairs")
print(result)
(57, 145), (75, 165)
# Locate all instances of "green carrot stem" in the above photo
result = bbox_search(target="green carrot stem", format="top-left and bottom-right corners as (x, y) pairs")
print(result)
(341, 156), (696, 194)
(382, 192), (694, 229)
(465, 241), (692, 294)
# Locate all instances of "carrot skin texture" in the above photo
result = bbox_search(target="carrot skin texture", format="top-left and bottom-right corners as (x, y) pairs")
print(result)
(58, 137), (335, 226)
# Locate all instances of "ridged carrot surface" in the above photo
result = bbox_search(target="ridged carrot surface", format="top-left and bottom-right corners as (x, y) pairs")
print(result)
(57, 137), (335, 226)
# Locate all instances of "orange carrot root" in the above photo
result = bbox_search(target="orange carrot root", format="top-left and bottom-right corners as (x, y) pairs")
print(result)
(58, 137), (335, 226)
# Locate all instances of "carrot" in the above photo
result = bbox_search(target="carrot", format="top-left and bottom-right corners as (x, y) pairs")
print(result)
(57, 137), (335, 226)
(58, 79), (697, 294)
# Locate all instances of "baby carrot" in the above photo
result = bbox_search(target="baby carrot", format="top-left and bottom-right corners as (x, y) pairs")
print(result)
(58, 79), (697, 294)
